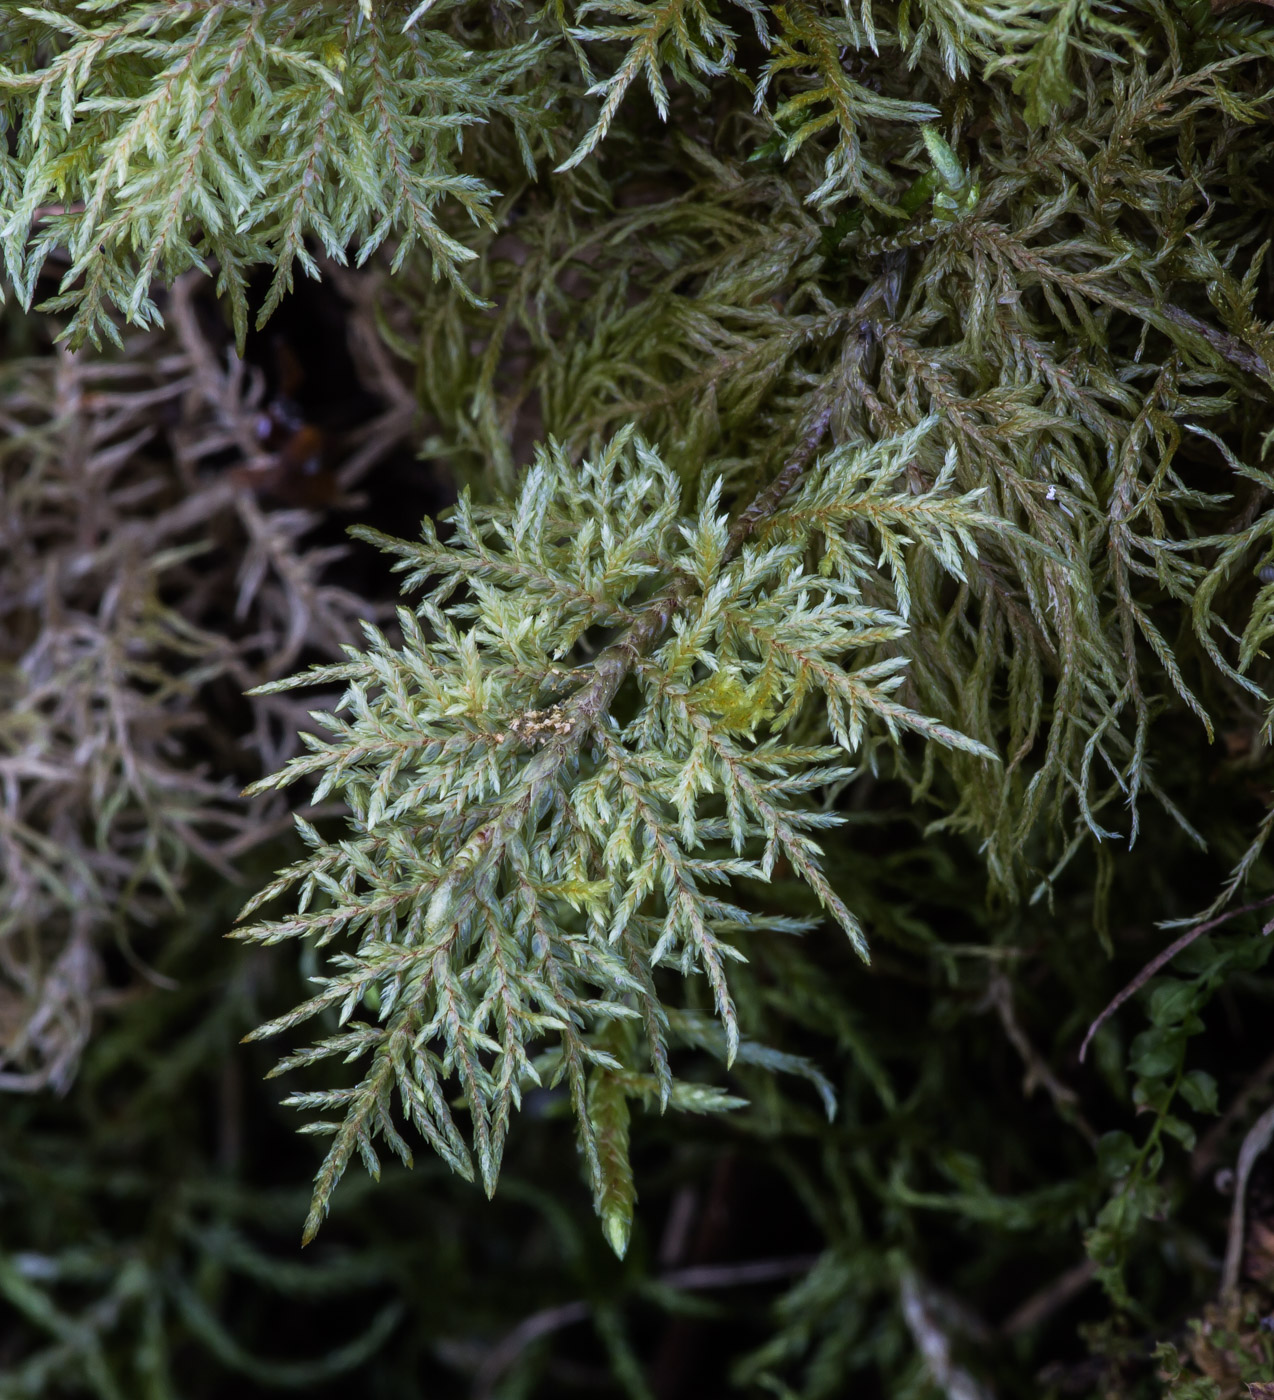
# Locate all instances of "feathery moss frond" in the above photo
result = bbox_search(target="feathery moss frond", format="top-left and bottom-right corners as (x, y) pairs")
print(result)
(235, 421), (998, 1241)
(0, 2), (552, 349)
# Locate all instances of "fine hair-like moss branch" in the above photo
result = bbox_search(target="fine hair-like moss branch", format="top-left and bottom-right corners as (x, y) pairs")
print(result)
(234, 415), (999, 1247)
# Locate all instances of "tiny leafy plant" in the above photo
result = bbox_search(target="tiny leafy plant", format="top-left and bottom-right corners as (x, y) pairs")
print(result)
(234, 417), (999, 1249)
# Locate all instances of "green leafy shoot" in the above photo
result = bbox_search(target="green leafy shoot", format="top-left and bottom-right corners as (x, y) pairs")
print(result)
(234, 421), (997, 1243)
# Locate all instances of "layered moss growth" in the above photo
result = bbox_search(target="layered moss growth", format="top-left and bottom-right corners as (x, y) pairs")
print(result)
(4, 1), (1274, 1396)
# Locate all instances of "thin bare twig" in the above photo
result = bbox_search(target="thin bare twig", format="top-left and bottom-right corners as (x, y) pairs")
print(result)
(899, 1271), (995, 1400)
(659, 1254), (819, 1291)
(1078, 893), (1274, 1063)
(472, 1300), (590, 1399)
(1000, 1259), (1097, 1337)
(988, 973), (1097, 1146)
(1221, 1101), (1274, 1302)
(1193, 1046), (1274, 1180)
(471, 1254), (818, 1399)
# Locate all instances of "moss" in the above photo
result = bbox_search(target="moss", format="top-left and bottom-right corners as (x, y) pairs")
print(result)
(5, 2), (1274, 1395)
